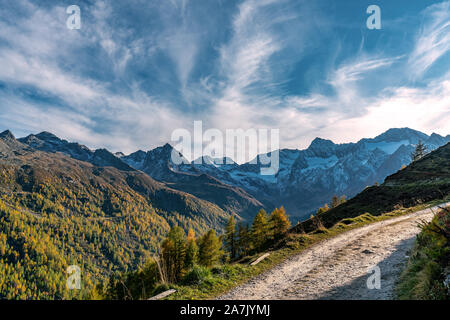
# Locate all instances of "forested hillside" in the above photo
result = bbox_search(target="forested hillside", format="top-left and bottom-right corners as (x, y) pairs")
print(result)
(0, 131), (232, 299)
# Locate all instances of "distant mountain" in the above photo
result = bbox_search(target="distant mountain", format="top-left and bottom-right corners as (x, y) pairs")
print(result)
(293, 141), (450, 233)
(121, 143), (192, 181)
(18, 131), (133, 171)
(121, 143), (264, 219)
(0, 130), (17, 142)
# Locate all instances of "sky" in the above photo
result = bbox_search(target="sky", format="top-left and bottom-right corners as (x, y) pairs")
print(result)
(0, 0), (449, 157)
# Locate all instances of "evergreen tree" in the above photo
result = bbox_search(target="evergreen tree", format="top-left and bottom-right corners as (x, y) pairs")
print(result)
(331, 195), (340, 208)
(269, 207), (291, 239)
(317, 203), (329, 215)
(251, 209), (269, 250)
(237, 223), (251, 257)
(411, 140), (427, 162)
(312, 213), (324, 229)
(160, 226), (186, 283)
(330, 195), (346, 208)
(224, 216), (237, 259)
(185, 229), (198, 269)
(103, 258), (160, 299)
(88, 283), (105, 300)
(198, 229), (222, 267)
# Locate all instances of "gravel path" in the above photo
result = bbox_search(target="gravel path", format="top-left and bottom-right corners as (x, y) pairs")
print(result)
(219, 204), (448, 300)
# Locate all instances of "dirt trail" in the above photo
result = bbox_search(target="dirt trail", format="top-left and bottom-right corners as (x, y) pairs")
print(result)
(219, 204), (449, 300)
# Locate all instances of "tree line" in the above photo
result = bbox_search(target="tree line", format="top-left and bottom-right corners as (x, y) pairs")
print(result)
(316, 194), (346, 215)
(101, 207), (291, 299)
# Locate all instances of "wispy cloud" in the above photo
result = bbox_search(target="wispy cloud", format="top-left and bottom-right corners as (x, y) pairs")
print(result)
(324, 74), (450, 143)
(0, 0), (188, 152)
(409, 1), (450, 79)
(326, 55), (402, 114)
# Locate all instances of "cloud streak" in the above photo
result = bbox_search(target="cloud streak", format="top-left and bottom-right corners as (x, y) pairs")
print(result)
(409, 1), (450, 79)
(0, 0), (448, 157)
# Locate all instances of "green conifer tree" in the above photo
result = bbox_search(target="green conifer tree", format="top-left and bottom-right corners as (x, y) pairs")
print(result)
(237, 223), (251, 257)
(251, 209), (269, 251)
(185, 229), (198, 269)
(198, 229), (222, 267)
(331, 195), (340, 208)
(160, 226), (186, 283)
(224, 216), (237, 259)
(269, 206), (291, 239)
(411, 140), (428, 162)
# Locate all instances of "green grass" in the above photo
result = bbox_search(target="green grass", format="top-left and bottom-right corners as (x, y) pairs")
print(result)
(395, 205), (450, 300)
(167, 200), (447, 300)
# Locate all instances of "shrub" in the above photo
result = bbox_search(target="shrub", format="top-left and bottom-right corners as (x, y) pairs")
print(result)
(182, 265), (212, 285)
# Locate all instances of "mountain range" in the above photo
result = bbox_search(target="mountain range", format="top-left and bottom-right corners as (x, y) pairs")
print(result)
(4, 127), (449, 221)
(121, 128), (449, 219)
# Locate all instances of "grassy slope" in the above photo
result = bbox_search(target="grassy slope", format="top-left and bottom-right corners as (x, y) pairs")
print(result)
(395, 206), (449, 300)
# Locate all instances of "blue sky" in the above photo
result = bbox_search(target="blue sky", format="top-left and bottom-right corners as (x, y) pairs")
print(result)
(0, 0), (449, 155)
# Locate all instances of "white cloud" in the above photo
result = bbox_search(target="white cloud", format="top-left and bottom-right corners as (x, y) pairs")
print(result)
(0, 86), (186, 154)
(0, 50), (103, 105)
(326, 55), (402, 114)
(409, 1), (450, 79)
(208, 0), (291, 131)
(319, 77), (450, 144)
(163, 30), (199, 88)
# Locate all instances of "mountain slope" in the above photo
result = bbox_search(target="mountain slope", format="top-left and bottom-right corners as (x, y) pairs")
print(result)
(2, 130), (232, 234)
(0, 131), (234, 299)
(166, 174), (264, 220)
